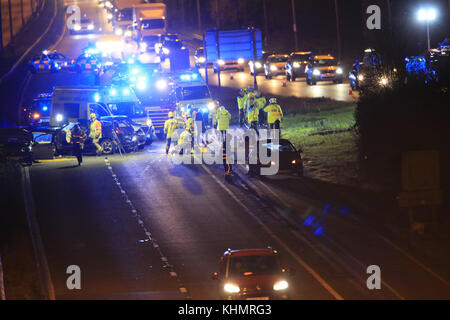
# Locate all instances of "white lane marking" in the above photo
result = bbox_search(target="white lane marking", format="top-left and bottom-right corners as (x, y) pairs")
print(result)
(22, 167), (55, 300)
(201, 165), (344, 300)
(0, 255), (6, 300)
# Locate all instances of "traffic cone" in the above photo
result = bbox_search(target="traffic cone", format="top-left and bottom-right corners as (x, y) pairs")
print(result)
(230, 73), (234, 80)
(348, 85), (353, 95)
(282, 79), (287, 87)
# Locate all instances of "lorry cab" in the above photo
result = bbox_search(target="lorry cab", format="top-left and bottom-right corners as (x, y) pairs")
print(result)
(134, 3), (167, 39)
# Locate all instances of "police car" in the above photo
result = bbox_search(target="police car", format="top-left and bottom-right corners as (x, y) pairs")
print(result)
(28, 51), (71, 73)
(73, 53), (102, 73)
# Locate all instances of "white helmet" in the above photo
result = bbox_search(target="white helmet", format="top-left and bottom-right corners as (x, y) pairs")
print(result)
(269, 98), (277, 104)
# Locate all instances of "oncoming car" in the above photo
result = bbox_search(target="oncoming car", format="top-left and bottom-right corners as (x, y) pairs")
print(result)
(264, 54), (289, 79)
(28, 51), (71, 73)
(70, 18), (95, 34)
(211, 247), (295, 300)
(285, 51), (312, 81)
(306, 55), (343, 85)
(213, 58), (245, 73)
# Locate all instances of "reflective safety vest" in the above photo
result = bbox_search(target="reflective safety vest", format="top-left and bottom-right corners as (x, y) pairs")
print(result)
(237, 96), (246, 110)
(215, 107), (231, 131)
(89, 120), (102, 139)
(164, 118), (178, 138)
(186, 117), (194, 131)
(264, 104), (283, 124)
(248, 106), (259, 123)
(255, 96), (266, 110)
(178, 129), (192, 145)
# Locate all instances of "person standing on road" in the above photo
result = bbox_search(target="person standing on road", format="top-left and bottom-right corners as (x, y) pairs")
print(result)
(71, 124), (86, 166)
(186, 112), (195, 149)
(247, 97), (259, 136)
(215, 105), (231, 142)
(89, 113), (103, 155)
(264, 98), (283, 135)
(237, 89), (246, 127)
(164, 111), (178, 154)
(254, 91), (267, 127)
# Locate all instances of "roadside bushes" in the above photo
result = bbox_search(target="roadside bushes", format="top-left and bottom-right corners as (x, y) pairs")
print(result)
(355, 84), (450, 192)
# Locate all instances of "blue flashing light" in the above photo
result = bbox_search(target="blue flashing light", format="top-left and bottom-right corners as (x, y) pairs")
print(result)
(122, 88), (130, 95)
(94, 93), (100, 102)
(314, 226), (324, 237)
(42, 106), (48, 111)
(110, 88), (118, 96)
(127, 58), (135, 64)
(303, 216), (315, 227)
(201, 107), (208, 113)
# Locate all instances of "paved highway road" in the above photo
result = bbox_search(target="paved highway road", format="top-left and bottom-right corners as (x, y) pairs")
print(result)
(19, 0), (450, 300)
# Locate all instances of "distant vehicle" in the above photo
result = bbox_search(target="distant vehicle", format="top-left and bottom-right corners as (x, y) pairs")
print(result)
(248, 139), (303, 176)
(70, 18), (95, 34)
(194, 47), (213, 68)
(0, 128), (33, 165)
(73, 53), (102, 73)
(28, 51), (71, 73)
(285, 51), (312, 81)
(158, 38), (183, 61)
(211, 247), (295, 300)
(140, 35), (160, 53)
(113, 0), (140, 36)
(264, 54), (289, 79)
(306, 55), (343, 85)
(248, 51), (271, 75)
(27, 93), (52, 125)
(213, 58), (245, 73)
(133, 2), (167, 39)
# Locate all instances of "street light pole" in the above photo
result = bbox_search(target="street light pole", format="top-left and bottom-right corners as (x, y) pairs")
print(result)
(196, 0), (202, 33)
(263, 0), (269, 48)
(334, 0), (342, 61)
(291, 0), (298, 50)
(426, 20), (431, 50)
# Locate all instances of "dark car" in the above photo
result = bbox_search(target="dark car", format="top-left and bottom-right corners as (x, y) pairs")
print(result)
(194, 47), (213, 68)
(140, 35), (160, 53)
(158, 39), (184, 61)
(0, 127), (33, 165)
(53, 119), (141, 156)
(73, 53), (102, 73)
(211, 248), (295, 300)
(248, 51), (271, 75)
(285, 51), (312, 81)
(248, 139), (303, 176)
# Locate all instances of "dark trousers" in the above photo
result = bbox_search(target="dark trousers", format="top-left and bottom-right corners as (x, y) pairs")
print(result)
(166, 138), (172, 154)
(258, 109), (266, 126)
(73, 143), (83, 165)
(239, 109), (245, 127)
(250, 121), (259, 136)
(223, 162), (232, 175)
(269, 120), (281, 130)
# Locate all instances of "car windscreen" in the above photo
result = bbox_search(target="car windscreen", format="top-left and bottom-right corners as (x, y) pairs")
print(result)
(261, 141), (296, 152)
(268, 56), (288, 63)
(142, 36), (159, 43)
(229, 255), (280, 277)
(33, 133), (53, 144)
(48, 53), (64, 60)
(180, 86), (210, 100)
(164, 41), (182, 49)
(141, 19), (165, 30)
(162, 35), (178, 42)
(292, 54), (310, 61)
(80, 19), (91, 24)
(118, 8), (133, 21)
(108, 102), (142, 117)
(314, 59), (337, 66)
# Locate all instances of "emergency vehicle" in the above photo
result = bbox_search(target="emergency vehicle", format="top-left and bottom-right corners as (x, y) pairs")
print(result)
(27, 93), (52, 125)
(28, 51), (72, 73)
(49, 86), (153, 142)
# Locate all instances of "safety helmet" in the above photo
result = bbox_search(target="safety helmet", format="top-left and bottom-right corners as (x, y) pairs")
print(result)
(90, 113), (96, 120)
(239, 88), (245, 96)
(248, 85), (254, 91)
(168, 111), (174, 118)
(269, 98), (277, 104)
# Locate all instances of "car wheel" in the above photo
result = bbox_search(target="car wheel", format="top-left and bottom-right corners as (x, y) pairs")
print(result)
(100, 139), (115, 155)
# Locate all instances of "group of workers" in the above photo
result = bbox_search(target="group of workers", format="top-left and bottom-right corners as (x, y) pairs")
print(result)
(163, 86), (283, 179)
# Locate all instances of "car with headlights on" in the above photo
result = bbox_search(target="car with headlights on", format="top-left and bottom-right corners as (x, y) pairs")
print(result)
(306, 55), (343, 85)
(194, 47), (213, 68)
(211, 247), (295, 300)
(158, 39), (184, 61)
(264, 54), (289, 79)
(248, 51), (271, 75)
(140, 35), (160, 53)
(28, 51), (71, 73)
(247, 138), (303, 176)
(213, 58), (245, 73)
(285, 51), (312, 81)
(70, 18), (95, 34)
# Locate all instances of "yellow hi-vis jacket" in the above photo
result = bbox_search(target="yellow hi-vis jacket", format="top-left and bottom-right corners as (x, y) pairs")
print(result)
(215, 107), (231, 131)
(248, 106), (259, 123)
(186, 117), (194, 131)
(237, 96), (246, 110)
(264, 104), (283, 124)
(178, 129), (192, 146)
(255, 96), (266, 110)
(164, 118), (178, 138)
(89, 119), (102, 139)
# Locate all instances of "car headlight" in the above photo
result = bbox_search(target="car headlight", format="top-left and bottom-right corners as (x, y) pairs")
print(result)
(140, 42), (147, 51)
(132, 136), (137, 142)
(137, 82), (147, 90)
(237, 58), (244, 64)
(224, 283), (240, 293)
(255, 62), (262, 68)
(270, 65), (277, 71)
(218, 59), (225, 66)
(336, 68), (343, 74)
(379, 77), (389, 86)
(125, 30), (132, 37)
(162, 47), (170, 55)
(273, 280), (289, 291)
(156, 79), (168, 90)
(357, 74), (364, 81)
(293, 62), (300, 68)
(291, 160), (296, 164)
(107, 13), (113, 20)
(56, 114), (63, 122)
(313, 69), (320, 76)
(115, 28), (123, 36)
(271, 161), (276, 166)
(198, 56), (205, 63)
(74, 24), (81, 31)
(138, 76), (147, 82)
(207, 102), (215, 110)
(88, 24), (94, 30)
